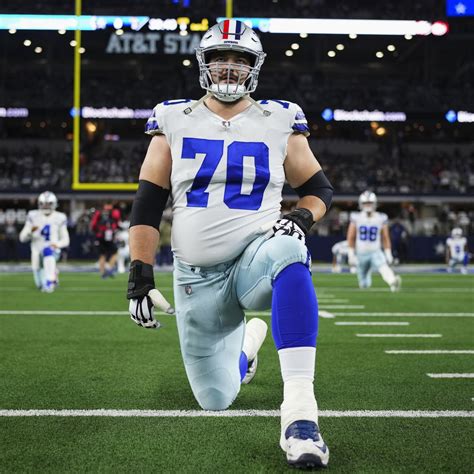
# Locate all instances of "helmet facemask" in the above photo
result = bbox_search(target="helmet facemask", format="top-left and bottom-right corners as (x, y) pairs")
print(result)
(358, 191), (377, 214)
(196, 20), (266, 103)
(38, 192), (58, 215)
(197, 48), (264, 102)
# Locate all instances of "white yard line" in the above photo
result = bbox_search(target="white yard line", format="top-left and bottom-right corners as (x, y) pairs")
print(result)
(336, 322), (409, 326)
(356, 334), (442, 338)
(318, 299), (349, 303)
(427, 373), (474, 378)
(0, 409), (472, 418)
(386, 350), (474, 354)
(319, 311), (335, 319)
(320, 305), (365, 309)
(333, 313), (474, 317)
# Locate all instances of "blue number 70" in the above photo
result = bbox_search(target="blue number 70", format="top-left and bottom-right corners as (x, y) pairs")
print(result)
(182, 137), (270, 211)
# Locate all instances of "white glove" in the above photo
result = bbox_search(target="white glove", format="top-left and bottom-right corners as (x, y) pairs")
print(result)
(384, 249), (394, 265)
(348, 248), (358, 266)
(129, 289), (175, 329)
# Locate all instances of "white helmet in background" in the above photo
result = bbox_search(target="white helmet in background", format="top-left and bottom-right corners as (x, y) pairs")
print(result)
(451, 227), (463, 238)
(38, 191), (58, 215)
(196, 20), (266, 102)
(358, 190), (377, 213)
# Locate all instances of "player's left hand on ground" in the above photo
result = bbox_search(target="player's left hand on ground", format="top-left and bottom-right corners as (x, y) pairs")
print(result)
(127, 260), (175, 329)
(270, 208), (314, 241)
(384, 249), (394, 265)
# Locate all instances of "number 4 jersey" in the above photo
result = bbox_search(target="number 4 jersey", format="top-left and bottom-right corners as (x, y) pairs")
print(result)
(19, 210), (69, 252)
(350, 211), (388, 254)
(145, 99), (310, 266)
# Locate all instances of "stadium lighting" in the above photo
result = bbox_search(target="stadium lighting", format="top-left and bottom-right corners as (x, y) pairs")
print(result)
(349, 33), (357, 39)
(58, 29), (66, 34)
(290, 43), (300, 50)
(0, 14), (150, 31)
(336, 43), (344, 50)
(218, 17), (449, 36)
(375, 126), (387, 136)
(182, 59), (191, 66)
(299, 33), (308, 38)
(85, 121), (97, 133)
(376, 51), (384, 58)
(327, 50), (336, 57)
(23, 39), (31, 46)
(34, 47), (42, 53)
(115, 29), (124, 35)
(70, 40), (77, 47)
(431, 21), (449, 36)
(113, 18), (124, 29)
(179, 30), (189, 36)
(404, 34), (413, 40)
(387, 44), (396, 51)
(79, 47), (86, 54)
(285, 50), (294, 57)
(8, 28), (16, 34)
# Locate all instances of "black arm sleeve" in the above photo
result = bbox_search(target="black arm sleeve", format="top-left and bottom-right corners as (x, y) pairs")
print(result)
(293, 170), (334, 211)
(129, 179), (170, 230)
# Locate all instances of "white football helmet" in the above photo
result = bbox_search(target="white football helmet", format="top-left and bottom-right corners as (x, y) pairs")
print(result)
(358, 191), (377, 213)
(196, 20), (266, 102)
(451, 227), (463, 238)
(38, 191), (58, 215)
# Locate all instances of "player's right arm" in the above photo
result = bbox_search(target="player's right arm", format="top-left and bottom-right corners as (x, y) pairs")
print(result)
(127, 134), (174, 328)
(445, 238), (451, 264)
(346, 221), (358, 266)
(129, 135), (172, 264)
(19, 212), (35, 243)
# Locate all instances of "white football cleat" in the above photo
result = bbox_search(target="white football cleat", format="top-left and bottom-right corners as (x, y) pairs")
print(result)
(282, 420), (329, 469)
(390, 275), (402, 292)
(460, 267), (468, 275)
(242, 318), (267, 385)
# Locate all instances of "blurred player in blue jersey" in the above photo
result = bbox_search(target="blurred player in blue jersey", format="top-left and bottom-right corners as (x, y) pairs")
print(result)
(446, 227), (469, 274)
(19, 191), (69, 292)
(347, 191), (401, 291)
(126, 20), (333, 469)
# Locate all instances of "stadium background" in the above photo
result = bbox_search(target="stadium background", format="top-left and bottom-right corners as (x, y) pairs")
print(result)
(0, 0), (473, 265)
(1, 2), (473, 473)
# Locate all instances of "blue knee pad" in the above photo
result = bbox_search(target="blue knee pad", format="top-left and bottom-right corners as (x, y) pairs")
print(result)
(42, 246), (54, 257)
(271, 262), (318, 350)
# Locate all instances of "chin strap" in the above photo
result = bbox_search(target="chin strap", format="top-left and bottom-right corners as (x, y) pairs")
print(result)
(246, 95), (272, 116)
(184, 93), (271, 117)
(183, 93), (212, 115)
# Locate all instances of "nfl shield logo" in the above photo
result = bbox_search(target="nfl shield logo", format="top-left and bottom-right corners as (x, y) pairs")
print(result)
(185, 285), (192, 295)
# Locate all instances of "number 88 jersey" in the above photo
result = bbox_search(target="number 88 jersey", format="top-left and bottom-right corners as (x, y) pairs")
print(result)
(350, 211), (388, 254)
(145, 99), (310, 266)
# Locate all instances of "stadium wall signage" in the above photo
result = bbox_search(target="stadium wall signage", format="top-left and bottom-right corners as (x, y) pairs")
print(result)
(105, 32), (201, 54)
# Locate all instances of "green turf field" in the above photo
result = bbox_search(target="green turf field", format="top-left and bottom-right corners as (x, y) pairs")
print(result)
(0, 271), (473, 472)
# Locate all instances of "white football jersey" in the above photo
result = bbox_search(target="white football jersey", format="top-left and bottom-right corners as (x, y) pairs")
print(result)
(446, 236), (467, 260)
(332, 240), (349, 256)
(350, 211), (388, 254)
(19, 210), (69, 252)
(145, 99), (309, 266)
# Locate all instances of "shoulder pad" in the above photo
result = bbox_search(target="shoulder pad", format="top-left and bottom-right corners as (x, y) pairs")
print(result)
(145, 99), (194, 136)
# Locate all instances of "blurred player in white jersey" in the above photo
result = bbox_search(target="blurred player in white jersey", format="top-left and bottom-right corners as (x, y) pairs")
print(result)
(347, 191), (401, 291)
(331, 239), (356, 273)
(446, 227), (469, 274)
(126, 20), (333, 468)
(19, 191), (70, 292)
(116, 221), (130, 274)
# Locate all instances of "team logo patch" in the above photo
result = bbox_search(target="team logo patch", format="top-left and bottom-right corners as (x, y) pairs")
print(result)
(185, 285), (192, 295)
